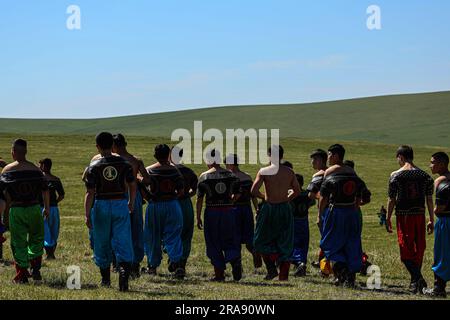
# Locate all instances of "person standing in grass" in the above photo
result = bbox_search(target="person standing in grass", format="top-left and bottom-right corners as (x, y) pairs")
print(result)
(252, 145), (300, 281)
(0, 139), (50, 284)
(387, 145), (434, 294)
(84, 132), (136, 292)
(197, 149), (243, 282)
(306, 149), (328, 269)
(225, 153), (263, 272)
(112, 133), (151, 279)
(0, 158), (8, 260)
(424, 152), (450, 297)
(142, 144), (185, 279)
(170, 146), (198, 274)
(38, 158), (65, 260)
(319, 144), (364, 288)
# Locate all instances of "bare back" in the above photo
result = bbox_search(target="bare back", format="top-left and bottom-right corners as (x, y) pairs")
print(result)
(261, 164), (299, 204)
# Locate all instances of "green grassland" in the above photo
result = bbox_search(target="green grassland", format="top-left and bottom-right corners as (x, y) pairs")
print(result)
(0, 133), (446, 300)
(1, 91), (450, 147)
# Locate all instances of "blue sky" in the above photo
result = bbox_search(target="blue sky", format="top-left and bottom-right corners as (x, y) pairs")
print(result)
(1, 0), (449, 118)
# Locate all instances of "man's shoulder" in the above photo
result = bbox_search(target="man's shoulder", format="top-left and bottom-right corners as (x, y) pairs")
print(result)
(313, 169), (326, 178)
(435, 176), (449, 188)
(237, 171), (252, 181)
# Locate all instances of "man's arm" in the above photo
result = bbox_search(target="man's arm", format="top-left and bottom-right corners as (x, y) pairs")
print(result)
(196, 195), (204, 230)
(426, 195), (435, 234)
(127, 181), (137, 214)
(317, 195), (329, 228)
(288, 174), (301, 201)
(386, 197), (396, 233)
(84, 189), (95, 229)
(251, 171), (265, 200)
(137, 159), (151, 185)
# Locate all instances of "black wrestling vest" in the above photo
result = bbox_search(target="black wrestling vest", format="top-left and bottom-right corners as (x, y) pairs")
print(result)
(147, 167), (184, 202)
(197, 170), (240, 207)
(85, 156), (134, 200)
(320, 172), (363, 207)
(307, 174), (324, 194)
(436, 179), (450, 217)
(291, 191), (316, 218)
(388, 169), (434, 215)
(235, 178), (252, 206)
(175, 165), (198, 200)
(40, 179), (65, 207)
(0, 170), (48, 206)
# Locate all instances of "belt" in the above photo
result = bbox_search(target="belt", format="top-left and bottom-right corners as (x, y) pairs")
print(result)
(10, 201), (40, 208)
(330, 201), (356, 208)
(95, 195), (127, 200)
(436, 211), (450, 218)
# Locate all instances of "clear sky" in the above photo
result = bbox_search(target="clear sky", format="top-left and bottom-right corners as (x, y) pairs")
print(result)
(1, 0), (450, 118)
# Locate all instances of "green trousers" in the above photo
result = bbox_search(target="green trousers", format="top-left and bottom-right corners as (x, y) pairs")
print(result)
(254, 202), (294, 262)
(9, 205), (44, 268)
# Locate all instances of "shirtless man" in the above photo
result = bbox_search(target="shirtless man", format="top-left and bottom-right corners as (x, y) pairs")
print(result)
(112, 133), (151, 278)
(387, 145), (434, 294)
(0, 139), (50, 283)
(251, 145), (300, 281)
(319, 144), (364, 287)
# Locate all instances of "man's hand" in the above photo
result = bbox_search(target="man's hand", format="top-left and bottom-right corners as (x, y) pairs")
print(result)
(197, 218), (203, 230)
(128, 202), (134, 214)
(386, 218), (393, 233)
(43, 207), (50, 219)
(427, 220), (434, 235)
(85, 216), (92, 229)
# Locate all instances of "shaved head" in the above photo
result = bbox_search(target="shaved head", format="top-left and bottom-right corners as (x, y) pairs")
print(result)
(12, 139), (27, 155)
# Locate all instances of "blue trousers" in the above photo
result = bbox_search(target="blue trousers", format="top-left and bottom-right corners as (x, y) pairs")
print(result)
(91, 199), (133, 269)
(320, 207), (362, 273)
(235, 205), (255, 245)
(291, 217), (309, 264)
(204, 207), (241, 270)
(179, 197), (195, 261)
(42, 206), (60, 248)
(130, 192), (144, 264)
(144, 200), (183, 268)
(432, 217), (450, 281)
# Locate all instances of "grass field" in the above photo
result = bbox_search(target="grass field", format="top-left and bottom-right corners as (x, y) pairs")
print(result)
(1, 91), (450, 147)
(0, 133), (446, 300)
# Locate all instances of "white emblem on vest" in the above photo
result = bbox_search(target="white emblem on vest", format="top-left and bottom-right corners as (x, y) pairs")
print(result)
(103, 166), (118, 181)
(215, 182), (227, 194)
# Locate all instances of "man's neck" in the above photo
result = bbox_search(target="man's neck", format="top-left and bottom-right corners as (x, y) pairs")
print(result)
(116, 148), (128, 156)
(100, 150), (112, 157)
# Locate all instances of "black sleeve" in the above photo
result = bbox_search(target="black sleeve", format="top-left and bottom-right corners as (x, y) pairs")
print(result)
(175, 173), (185, 192)
(425, 175), (434, 196)
(388, 175), (398, 199)
(436, 183), (450, 206)
(197, 180), (206, 198)
(360, 180), (371, 203)
(40, 173), (49, 191)
(306, 176), (322, 194)
(56, 179), (65, 196)
(85, 166), (96, 189)
(190, 172), (199, 192)
(125, 164), (135, 184)
(319, 177), (332, 198)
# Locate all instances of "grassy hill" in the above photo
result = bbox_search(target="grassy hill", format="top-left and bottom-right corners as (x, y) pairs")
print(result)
(1, 91), (450, 147)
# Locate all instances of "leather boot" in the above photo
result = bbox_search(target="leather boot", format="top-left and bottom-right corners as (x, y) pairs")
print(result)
(30, 256), (42, 281)
(100, 267), (111, 287)
(119, 262), (131, 292)
(262, 254), (278, 280)
(231, 257), (243, 281)
(278, 261), (290, 281)
(211, 266), (225, 282)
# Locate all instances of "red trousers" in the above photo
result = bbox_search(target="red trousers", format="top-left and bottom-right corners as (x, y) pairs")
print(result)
(396, 214), (426, 267)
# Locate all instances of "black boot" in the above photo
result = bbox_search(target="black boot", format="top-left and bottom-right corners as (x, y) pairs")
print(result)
(30, 257), (42, 281)
(344, 272), (356, 288)
(100, 267), (111, 287)
(0, 243), (3, 262)
(424, 274), (447, 298)
(231, 257), (243, 281)
(45, 246), (56, 260)
(112, 254), (119, 273)
(119, 262), (131, 292)
(262, 255), (278, 280)
(404, 260), (425, 293)
(332, 262), (347, 286)
(294, 263), (307, 277)
(130, 263), (140, 279)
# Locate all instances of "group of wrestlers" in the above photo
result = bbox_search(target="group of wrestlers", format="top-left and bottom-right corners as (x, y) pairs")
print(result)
(1, 135), (450, 298)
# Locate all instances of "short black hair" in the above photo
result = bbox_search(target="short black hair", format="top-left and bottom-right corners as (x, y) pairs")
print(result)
(207, 148), (221, 164)
(268, 145), (284, 160)
(328, 144), (346, 160)
(396, 145), (414, 161)
(310, 149), (327, 163)
(343, 160), (355, 169)
(295, 174), (304, 187)
(12, 138), (27, 149)
(39, 158), (52, 170)
(281, 160), (293, 169)
(113, 133), (127, 148)
(224, 154), (239, 166)
(95, 132), (114, 150)
(154, 144), (171, 162)
(432, 152), (449, 166)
